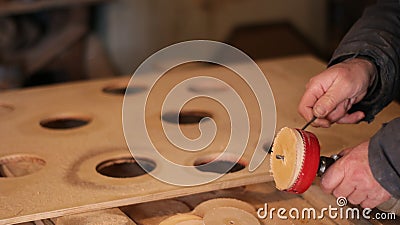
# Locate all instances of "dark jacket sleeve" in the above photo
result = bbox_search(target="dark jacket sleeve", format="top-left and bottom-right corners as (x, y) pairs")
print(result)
(328, 0), (400, 123)
(329, 1), (400, 198)
(369, 118), (400, 198)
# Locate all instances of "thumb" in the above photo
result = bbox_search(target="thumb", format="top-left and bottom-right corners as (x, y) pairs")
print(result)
(313, 83), (352, 118)
(321, 161), (345, 194)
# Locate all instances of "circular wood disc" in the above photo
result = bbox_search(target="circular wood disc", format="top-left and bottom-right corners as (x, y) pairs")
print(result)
(159, 214), (202, 225)
(176, 220), (203, 225)
(203, 207), (260, 225)
(192, 198), (255, 217)
(270, 127), (305, 190)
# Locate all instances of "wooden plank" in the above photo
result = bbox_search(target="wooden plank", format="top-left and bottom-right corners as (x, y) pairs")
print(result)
(0, 0), (112, 16)
(51, 208), (136, 225)
(120, 199), (191, 225)
(0, 55), (399, 224)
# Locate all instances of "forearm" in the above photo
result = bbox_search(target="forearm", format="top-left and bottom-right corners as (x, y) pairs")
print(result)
(369, 117), (400, 198)
(329, 0), (400, 122)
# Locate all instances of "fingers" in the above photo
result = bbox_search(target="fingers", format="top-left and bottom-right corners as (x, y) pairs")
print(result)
(321, 160), (345, 194)
(313, 79), (354, 118)
(311, 118), (332, 128)
(298, 80), (357, 126)
(348, 190), (367, 205)
(298, 59), (372, 126)
(321, 141), (392, 209)
(298, 83), (323, 122)
(298, 70), (337, 122)
(324, 100), (349, 122)
(361, 199), (382, 209)
(336, 111), (365, 124)
(310, 111), (365, 128)
(360, 180), (391, 208)
(347, 185), (390, 207)
(361, 193), (391, 209)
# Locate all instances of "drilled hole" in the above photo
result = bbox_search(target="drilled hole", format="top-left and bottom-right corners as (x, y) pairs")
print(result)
(188, 80), (229, 93)
(195, 161), (245, 174)
(0, 154), (46, 178)
(194, 155), (246, 174)
(40, 116), (91, 130)
(103, 84), (146, 95)
(96, 157), (155, 178)
(162, 111), (212, 124)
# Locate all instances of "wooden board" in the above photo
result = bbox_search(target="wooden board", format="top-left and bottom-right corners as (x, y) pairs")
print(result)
(0, 55), (399, 224)
(52, 208), (137, 225)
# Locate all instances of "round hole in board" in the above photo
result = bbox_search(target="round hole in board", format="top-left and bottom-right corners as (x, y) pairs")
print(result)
(0, 154), (46, 178)
(162, 111), (212, 125)
(40, 115), (91, 130)
(102, 84), (147, 95)
(96, 157), (156, 178)
(187, 80), (229, 93)
(194, 154), (246, 174)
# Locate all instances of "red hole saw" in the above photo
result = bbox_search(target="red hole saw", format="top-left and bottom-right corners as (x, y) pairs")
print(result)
(270, 127), (338, 194)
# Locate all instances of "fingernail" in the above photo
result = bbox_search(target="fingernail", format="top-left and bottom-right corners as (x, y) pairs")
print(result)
(314, 105), (326, 117)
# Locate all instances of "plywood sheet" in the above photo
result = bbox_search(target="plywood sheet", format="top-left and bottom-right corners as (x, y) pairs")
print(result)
(1, 55), (399, 224)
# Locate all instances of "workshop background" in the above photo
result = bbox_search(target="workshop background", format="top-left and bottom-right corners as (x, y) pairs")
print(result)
(0, 0), (375, 90)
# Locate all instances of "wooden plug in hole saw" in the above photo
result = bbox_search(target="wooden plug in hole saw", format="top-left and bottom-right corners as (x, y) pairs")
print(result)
(270, 127), (336, 194)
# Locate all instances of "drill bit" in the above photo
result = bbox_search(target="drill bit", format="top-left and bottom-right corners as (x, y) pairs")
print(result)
(301, 116), (317, 130)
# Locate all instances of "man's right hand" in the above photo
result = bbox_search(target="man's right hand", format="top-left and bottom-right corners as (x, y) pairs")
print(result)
(298, 58), (375, 127)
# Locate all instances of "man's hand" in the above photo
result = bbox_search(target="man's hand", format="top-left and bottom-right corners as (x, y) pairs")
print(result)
(321, 141), (391, 208)
(298, 58), (375, 127)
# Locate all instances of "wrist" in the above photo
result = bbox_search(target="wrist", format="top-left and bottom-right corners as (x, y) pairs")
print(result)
(343, 57), (377, 89)
(355, 57), (377, 89)
(343, 55), (378, 89)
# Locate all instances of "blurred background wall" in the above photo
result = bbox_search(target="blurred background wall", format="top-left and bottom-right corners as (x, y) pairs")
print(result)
(0, 0), (376, 89)
(97, 0), (328, 74)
